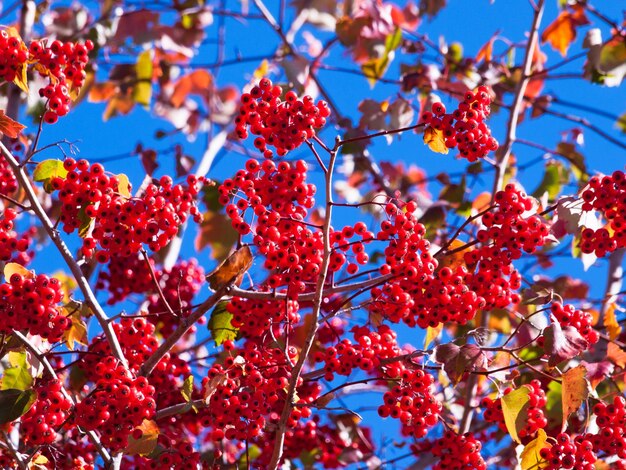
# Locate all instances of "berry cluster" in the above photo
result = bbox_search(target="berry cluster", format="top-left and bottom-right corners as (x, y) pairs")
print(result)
(314, 325), (403, 381)
(96, 254), (155, 304)
(0, 158), (18, 196)
(29, 39), (93, 124)
(481, 380), (547, 439)
(540, 433), (597, 470)
(51, 159), (203, 260)
(0, 29), (28, 83)
(21, 380), (72, 446)
(580, 171), (626, 257)
(129, 439), (202, 469)
(377, 369), (441, 438)
(551, 302), (599, 345)
(235, 78), (330, 158)
(0, 272), (69, 341)
(228, 296), (300, 338)
(430, 431), (486, 470)
(421, 86), (498, 161)
(200, 340), (319, 442)
(0, 209), (32, 262)
(587, 395), (626, 459)
(74, 360), (156, 452)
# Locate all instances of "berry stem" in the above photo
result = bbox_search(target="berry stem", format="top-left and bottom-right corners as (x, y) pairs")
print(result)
(267, 148), (338, 470)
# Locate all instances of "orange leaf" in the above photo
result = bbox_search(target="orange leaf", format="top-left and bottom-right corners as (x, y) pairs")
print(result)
(423, 126), (449, 154)
(476, 32), (498, 63)
(541, 7), (589, 56)
(607, 342), (626, 368)
(0, 110), (26, 139)
(206, 245), (253, 291)
(561, 364), (589, 430)
(472, 192), (492, 213)
(88, 82), (119, 103)
(438, 239), (470, 271)
(103, 94), (135, 121)
(604, 302), (622, 341)
(170, 70), (213, 108)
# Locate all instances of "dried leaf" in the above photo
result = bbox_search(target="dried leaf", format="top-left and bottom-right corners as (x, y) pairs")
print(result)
(476, 32), (498, 63)
(520, 428), (549, 470)
(423, 127), (449, 154)
(0, 110), (26, 138)
(501, 386), (531, 444)
(170, 70), (213, 108)
(206, 245), (253, 290)
(125, 419), (159, 456)
(604, 302), (622, 341)
(434, 343), (488, 385)
(181, 375), (194, 403)
(438, 240), (471, 271)
(88, 82), (118, 103)
(607, 342), (626, 368)
(561, 364), (589, 429)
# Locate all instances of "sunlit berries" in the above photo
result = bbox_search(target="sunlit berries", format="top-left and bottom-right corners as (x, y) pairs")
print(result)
(235, 78), (330, 158)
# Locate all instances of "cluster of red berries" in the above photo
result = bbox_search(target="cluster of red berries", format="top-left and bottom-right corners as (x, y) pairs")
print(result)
(377, 369), (441, 438)
(551, 302), (599, 345)
(313, 325), (402, 381)
(21, 380), (72, 446)
(130, 439), (202, 469)
(201, 340), (319, 442)
(540, 433), (597, 470)
(0, 159), (18, 196)
(0, 29), (28, 83)
(430, 431), (486, 470)
(74, 360), (156, 452)
(421, 86), (498, 161)
(0, 272), (69, 341)
(317, 316), (347, 344)
(235, 78), (330, 158)
(42, 430), (96, 470)
(29, 39), (93, 124)
(586, 395), (626, 459)
(96, 254), (154, 304)
(0, 209), (31, 262)
(51, 159), (203, 261)
(580, 171), (626, 257)
(228, 296), (300, 338)
(481, 380), (547, 439)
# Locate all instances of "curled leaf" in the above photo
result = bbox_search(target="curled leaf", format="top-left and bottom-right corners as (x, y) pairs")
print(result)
(543, 321), (589, 367)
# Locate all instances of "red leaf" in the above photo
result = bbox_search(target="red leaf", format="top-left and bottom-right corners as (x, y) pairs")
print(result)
(0, 110), (26, 139)
(170, 70), (213, 108)
(541, 6), (589, 56)
(543, 321), (589, 367)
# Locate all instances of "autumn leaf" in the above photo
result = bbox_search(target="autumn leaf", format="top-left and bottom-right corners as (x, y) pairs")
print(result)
(603, 302), (622, 341)
(607, 342), (626, 368)
(133, 50), (153, 107)
(1, 351), (33, 391)
(0, 389), (36, 424)
(181, 376), (194, 403)
(423, 126), (449, 154)
(434, 343), (488, 385)
(125, 419), (159, 456)
(4, 263), (35, 281)
(520, 428), (549, 470)
(424, 323), (443, 349)
(62, 314), (88, 351)
(206, 245), (253, 291)
(437, 239), (471, 271)
(195, 212), (239, 262)
(476, 31), (498, 63)
(103, 93), (135, 121)
(561, 364), (589, 430)
(501, 386), (531, 444)
(543, 321), (589, 367)
(116, 173), (132, 197)
(541, 6), (589, 56)
(0, 110), (26, 139)
(88, 82), (119, 103)
(170, 70), (213, 108)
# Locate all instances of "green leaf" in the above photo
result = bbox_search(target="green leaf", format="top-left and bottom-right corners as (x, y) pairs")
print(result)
(2, 351), (33, 390)
(501, 386), (531, 444)
(33, 159), (68, 193)
(133, 50), (153, 107)
(0, 389), (36, 424)
(531, 161), (568, 201)
(237, 444), (261, 470)
(545, 380), (563, 429)
(77, 206), (94, 239)
(208, 301), (239, 346)
(182, 375), (194, 403)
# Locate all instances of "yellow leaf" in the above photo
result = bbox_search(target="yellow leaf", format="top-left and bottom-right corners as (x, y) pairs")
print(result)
(133, 50), (153, 107)
(561, 365), (589, 430)
(603, 302), (622, 341)
(520, 428), (549, 470)
(501, 386), (531, 444)
(117, 173), (132, 197)
(62, 313), (88, 351)
(423, 127), (449, 154)
(253, 59), (269, 79)
(438, 239), (470, 271)
(3, 263), (34, 281)
(124, 419), (159, 456)
(13, 62), (28, 94)
(424, 323), (443, 350)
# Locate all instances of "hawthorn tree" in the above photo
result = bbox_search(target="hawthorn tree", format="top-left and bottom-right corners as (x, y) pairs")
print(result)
(0, 0), (625, 468)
